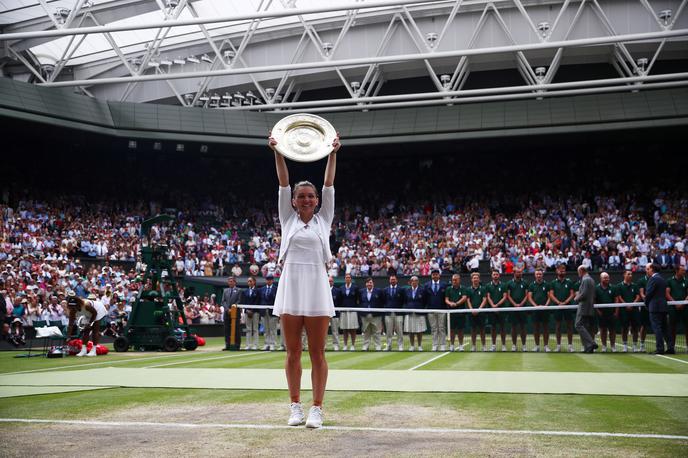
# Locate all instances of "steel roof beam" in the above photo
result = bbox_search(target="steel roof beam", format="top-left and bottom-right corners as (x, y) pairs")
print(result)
(38, 28), (688, 88)
(0, 0), (445, 41)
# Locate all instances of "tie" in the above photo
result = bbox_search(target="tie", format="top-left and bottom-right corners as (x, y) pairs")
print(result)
(433, 283), (438, 294)
(391, 286), (395, 296)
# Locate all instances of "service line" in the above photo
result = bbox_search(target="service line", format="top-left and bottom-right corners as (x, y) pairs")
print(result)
(1, 418), (686, 441)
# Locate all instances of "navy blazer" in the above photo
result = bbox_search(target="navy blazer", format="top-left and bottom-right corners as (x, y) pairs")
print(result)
(331, 285), (342, 317)
(424, 281), (447, 309)
(241, 287), (260, 313)
(644, 273), (668, 313)
(260, 284), (277, 316)
(383, 285), (405, 316)
(403, 287), (425, 313)
(359, 287), (384, 317)
(340, 284), (360, 310)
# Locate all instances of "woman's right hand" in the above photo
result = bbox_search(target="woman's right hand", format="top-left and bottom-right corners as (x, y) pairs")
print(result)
(268, 130), (278, 152)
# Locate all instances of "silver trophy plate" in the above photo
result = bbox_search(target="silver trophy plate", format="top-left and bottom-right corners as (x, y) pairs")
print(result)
(271, 113), (336, 162)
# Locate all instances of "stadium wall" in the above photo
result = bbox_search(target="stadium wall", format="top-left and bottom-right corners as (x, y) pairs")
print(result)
(1, 78), (687, 145)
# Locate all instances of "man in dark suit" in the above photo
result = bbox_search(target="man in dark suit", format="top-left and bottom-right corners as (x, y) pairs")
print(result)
(221, 276), (242, 350)
(359, 277), (383, 351)
(260, 275), (279, 351)
(329, 276), (342, 351)
(655, 250), (673, 270)
(574, 265), (598, 353)
(383, 274), (405, 351)
(424, 269), (447, 351)
(242, 277), (261, 350)
(645, 263), (675, 354)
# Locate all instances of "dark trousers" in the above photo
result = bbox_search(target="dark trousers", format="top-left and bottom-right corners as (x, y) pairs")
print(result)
(650, 311), (674, 353)
(575, 311), (596, 350)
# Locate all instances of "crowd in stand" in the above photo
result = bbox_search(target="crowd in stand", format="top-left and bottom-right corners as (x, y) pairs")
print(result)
(2, 142), (687, 346)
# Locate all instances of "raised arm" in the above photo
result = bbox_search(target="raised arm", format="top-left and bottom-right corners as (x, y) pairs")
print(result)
(323, 134), (341, 187)
(269, 133), (289, 187)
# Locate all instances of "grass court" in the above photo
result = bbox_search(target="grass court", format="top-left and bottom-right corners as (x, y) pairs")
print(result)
(1, 337), (687, 457)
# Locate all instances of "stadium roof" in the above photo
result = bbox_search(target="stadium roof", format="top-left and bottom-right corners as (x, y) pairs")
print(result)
(1, 0), (687, 112)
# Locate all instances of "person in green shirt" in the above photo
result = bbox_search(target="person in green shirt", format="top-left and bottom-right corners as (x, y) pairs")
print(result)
(615, 270), (641, 352)
(486, 270), (508, 352)
(637, 272), (651, 352)
(548, 264), (575, 352)
(527, 269), (551, 352)
(595, 272), (618, 352)
(445, 273), (467, 351)
(507, 268), (529, 351)
(666, 265), (688, 351)
(466, 272), (487, 352)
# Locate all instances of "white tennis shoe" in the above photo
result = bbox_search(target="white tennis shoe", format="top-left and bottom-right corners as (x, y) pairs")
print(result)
(287, 402), (305, 426)
(76, 346), (88, 357)
(306, 406), (323, 429)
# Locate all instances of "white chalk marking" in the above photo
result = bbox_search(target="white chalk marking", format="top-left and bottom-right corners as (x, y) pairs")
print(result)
(655, 354), (688, 365)
(409, 352), (450, 371)
(1, 418), (686, 441)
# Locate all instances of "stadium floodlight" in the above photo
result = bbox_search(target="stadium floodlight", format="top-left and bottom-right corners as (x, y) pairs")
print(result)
(160, 57), (172, 66)
(350, 81), (361, 95)
(223, 50), (235, 64)
(425, 32), (438, 47)
(128, 140), (137, 149)
(210, 93), (221, 101)
(440, 74), (451, 90)
(187, 56), (200, 64)
(176, 144), (185, 152)
(636, 58), (649, 74)
(153, 142), (162, 150)
(265, 87), (276, 99)
(200, 145), (208, 153)
(233, 91), (245, 103)
(54, 8), (70, 25)
(147, 59), (160, 68)
(659, 9), (672, 26)
(83, 0), (93, 8)
(201, 54), (213, 64)
(220, 92), (231, 107)
(166, 0), (180, 8)
(246, 90), (257, 104)
(183, 93), (194, 105)
(535, 67), (547, 79)
(173, 57), (186, 65)
(40, 63), (55, 75)
(199, 92), (210, 102)
(322, 42), (334, 56)
(537, 22), (551, 38)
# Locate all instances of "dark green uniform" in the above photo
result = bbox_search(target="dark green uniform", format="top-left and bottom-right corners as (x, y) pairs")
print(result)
(485, 281), (507, 326)
(528, 280), (550, 323)
(637, 275), (651, 326)
(595, 283), (617, 328)
(507, 278), (529, 325)
(616, 281), (640, 327)
(550, 277), (575, 322)
(667, 275), (688, 328)
(466, 285), (487, 328)
(445, 285), (466, 330)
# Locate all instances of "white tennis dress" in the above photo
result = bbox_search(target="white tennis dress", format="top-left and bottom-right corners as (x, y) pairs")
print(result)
(272, 186), (335, 317)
